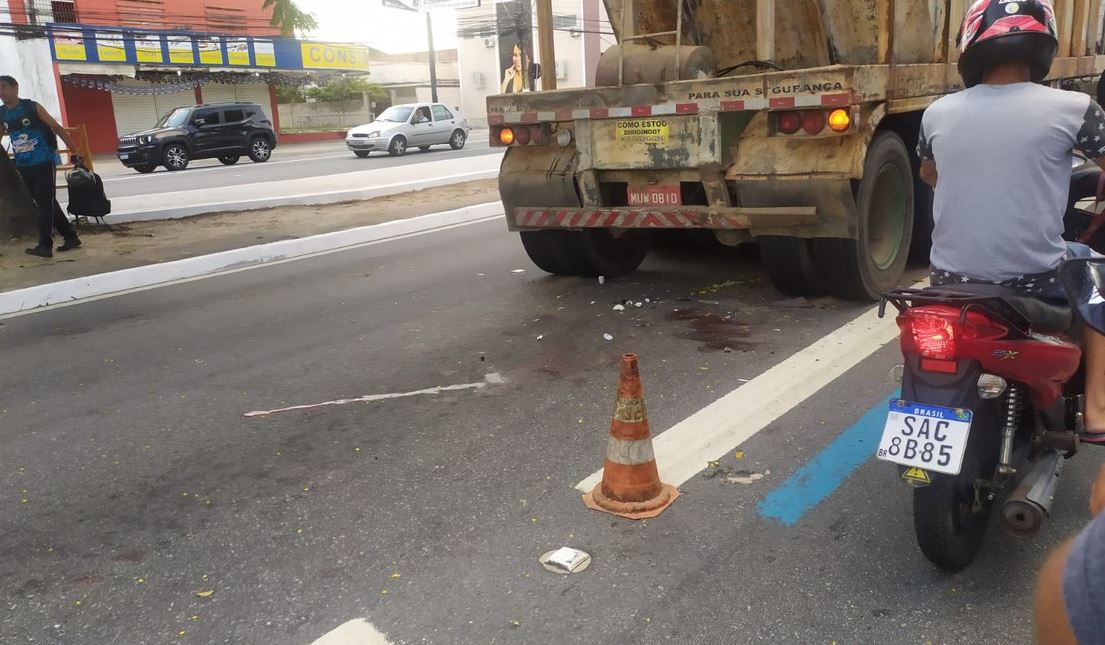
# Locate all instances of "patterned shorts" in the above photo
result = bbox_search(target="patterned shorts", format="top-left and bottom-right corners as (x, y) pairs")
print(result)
(930, 242), (1098, 301)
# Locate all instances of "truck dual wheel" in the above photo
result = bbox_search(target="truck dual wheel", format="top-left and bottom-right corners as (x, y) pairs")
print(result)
(813, 131), (914, 301)
(519, 229), (649, 278)
(759, 236), (826, 297)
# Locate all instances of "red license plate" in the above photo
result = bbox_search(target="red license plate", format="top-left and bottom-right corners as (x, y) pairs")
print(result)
(627, 185), (681, 207)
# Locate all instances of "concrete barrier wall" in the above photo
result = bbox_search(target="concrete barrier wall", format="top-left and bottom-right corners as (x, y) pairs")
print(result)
(277, 99), (373, 131)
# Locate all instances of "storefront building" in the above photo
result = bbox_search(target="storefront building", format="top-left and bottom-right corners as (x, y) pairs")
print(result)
(48, 27), (370, 153)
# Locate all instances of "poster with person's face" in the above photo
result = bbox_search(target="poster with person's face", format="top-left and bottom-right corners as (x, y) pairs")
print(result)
(496, 0), (532, 94)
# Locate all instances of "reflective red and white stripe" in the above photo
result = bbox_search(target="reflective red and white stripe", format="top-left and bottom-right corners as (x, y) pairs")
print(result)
(488, 93), (852, 125)
(513, 209), (747, 229)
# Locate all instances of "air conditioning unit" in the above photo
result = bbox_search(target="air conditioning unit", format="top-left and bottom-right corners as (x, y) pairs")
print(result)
(472, 72), (487, 89)
(483, 38), (495, 48)
(555, 60), (568, 81)
(569, 28), (582, 38)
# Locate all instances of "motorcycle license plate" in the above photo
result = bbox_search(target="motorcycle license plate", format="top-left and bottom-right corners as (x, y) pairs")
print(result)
(876, 400), (972, 476)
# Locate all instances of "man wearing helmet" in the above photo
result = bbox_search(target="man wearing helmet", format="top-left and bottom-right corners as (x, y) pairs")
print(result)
(918, 0), (1105, 442)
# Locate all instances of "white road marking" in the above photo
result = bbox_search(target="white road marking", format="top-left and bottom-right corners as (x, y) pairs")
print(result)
(310, 619), (394, 645)
(0, 203), (503, 319)
(575, 293), (921, 491)
(100, 152), (351, 182)
(244, 373), (503, 417)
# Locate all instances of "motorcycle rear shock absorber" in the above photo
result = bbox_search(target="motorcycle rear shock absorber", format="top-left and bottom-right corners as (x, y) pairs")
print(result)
(999, 385), (1025, 478)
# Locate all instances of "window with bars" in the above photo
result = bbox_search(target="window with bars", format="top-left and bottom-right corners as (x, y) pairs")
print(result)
(51, 1), (77, 23)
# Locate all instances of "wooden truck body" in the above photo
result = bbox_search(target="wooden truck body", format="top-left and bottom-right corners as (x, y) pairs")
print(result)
(488, 0), (1105, 299)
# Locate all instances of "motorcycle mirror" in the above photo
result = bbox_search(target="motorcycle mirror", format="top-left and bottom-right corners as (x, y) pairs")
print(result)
(1059, 257), (1105, 336)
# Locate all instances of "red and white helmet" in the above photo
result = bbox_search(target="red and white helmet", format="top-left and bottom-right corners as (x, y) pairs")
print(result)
(957, 0), (1058, 87)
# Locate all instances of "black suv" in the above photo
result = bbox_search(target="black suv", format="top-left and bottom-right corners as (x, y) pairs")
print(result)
(116, 102), (278, 173)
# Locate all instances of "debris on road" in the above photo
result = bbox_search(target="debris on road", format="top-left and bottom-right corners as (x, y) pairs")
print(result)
(603, 333), (614, 341)
(599, 275), (606, 285)
(612, 304), (626, 312)
(539, 547), (592, 574)
(512, 269), (526, 274)
(194, 590), (214, 598)
(726, 471), (765, 485)
(536, 335), (544, 341)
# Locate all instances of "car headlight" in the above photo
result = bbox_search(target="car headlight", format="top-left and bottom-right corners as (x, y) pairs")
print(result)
(137, 135), (150, 145)
(368, 131), (380, 138)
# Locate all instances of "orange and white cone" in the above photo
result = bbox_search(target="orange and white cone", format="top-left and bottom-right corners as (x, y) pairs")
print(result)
(583, 353), (678, 520)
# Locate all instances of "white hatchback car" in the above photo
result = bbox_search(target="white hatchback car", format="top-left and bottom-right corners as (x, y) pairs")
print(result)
(346, 103), (470, 157)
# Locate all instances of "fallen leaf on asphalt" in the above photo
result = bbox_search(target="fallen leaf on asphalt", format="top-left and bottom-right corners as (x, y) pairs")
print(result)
(390, 573), (401, 579)
(195, 590), (214, 598)
(734, 451), (745, 459)
(510, 620), (521, 628)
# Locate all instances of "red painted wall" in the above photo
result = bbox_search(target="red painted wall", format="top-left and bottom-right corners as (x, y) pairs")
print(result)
(71, 0), (281, 36)
(61, 84), (119, 155)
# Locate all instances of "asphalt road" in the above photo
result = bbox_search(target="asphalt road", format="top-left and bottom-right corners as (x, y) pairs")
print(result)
(90, 135), (495, 199)
(2, 222), (1102, 644)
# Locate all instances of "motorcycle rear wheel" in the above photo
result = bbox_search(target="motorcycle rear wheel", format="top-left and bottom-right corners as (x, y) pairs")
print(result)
(912, 455), (992, 572)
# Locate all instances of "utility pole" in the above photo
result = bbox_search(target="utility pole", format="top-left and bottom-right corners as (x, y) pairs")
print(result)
(535, 0), (556, 90)
(426, 11), (439, 102)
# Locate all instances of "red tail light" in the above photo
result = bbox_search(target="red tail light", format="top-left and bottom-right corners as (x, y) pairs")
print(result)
(777, 111), (802, 134)
(802, 111), (826, 135)
(897, 306), (1007, 360)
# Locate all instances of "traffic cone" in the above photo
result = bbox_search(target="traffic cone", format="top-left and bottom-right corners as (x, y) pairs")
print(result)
(583, 353), (678, 519)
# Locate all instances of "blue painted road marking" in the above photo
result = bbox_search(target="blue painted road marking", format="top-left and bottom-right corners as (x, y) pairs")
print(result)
(757, 394), (896, 526)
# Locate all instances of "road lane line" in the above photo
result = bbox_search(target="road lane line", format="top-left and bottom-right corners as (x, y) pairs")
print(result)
(757, 394), (896, 525)
(575, 300), (910, 492)
(244, 373), (503, 417)
(310, 619), (394, 645)
(99, 153), (352, 182)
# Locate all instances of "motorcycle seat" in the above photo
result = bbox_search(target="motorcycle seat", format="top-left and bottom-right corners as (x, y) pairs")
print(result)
(924, 284), (1073, 333)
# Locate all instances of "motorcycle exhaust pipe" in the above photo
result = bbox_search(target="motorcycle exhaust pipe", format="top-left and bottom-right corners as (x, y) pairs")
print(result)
(1000, 451), (1065, 538)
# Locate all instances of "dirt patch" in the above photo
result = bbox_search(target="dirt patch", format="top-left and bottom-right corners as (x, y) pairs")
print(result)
(667, 308), (754, 352)
(0, 178), (500, 293)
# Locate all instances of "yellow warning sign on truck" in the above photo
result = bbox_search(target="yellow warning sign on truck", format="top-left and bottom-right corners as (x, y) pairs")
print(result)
(616, 119), (670, 145)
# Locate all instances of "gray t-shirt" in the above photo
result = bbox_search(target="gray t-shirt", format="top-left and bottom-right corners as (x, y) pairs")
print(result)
(918, 83), (1105, 282)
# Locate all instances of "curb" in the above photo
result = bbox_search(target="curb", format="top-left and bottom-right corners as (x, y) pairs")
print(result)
(1, 201), (504, 318)
(99, 169), (501, 224)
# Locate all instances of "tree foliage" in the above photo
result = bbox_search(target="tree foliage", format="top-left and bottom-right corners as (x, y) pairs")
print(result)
(262, 0), (318, 36)
(304, 77), (389, 104)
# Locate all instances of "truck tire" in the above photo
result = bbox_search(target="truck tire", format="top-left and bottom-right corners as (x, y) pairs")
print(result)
(813, 131), (914, 300)
(759, 236), (826, 297)
(520, 231), (569, 274)
(526, 229), (649, 278)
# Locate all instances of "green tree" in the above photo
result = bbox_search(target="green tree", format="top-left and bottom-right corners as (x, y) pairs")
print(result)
(262, 0), (318, 36)
(274, 84), (305, 104)
(304, 77), (388, 104)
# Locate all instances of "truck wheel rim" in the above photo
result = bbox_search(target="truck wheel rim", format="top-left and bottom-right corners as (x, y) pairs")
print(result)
(868, 163), (907, 271)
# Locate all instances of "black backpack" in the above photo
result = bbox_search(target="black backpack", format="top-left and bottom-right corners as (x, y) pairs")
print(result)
(66, 165), (111, 222)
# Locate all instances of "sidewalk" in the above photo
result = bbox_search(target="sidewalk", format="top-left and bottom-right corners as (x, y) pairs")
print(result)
(89, 151), (503, 223)
(1, 178), (501, 298)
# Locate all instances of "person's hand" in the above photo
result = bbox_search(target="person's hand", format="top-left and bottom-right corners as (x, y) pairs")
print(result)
(1091, 462), (1105, 516)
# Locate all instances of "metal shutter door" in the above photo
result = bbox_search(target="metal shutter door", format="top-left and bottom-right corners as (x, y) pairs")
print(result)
(201, 82), (237, 105)
(154, 90), (196, 121)
(111, 92), (159, 137)
(233, 84), (271, 121)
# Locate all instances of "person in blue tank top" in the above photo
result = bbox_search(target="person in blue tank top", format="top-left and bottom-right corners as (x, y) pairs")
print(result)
(0, 75), (82, 258)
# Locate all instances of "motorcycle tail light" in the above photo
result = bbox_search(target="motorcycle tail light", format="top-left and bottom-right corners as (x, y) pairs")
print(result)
(898, 306), (1007, 361)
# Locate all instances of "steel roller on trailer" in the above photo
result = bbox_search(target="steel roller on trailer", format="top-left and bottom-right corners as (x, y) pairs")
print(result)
(489, 0), (1105, 300)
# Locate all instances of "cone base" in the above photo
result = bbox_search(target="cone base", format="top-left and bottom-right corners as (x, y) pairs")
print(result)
(583, 482), (679, 520)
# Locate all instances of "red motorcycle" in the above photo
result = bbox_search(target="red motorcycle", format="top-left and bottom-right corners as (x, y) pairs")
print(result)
(875, 158), (1105, 571)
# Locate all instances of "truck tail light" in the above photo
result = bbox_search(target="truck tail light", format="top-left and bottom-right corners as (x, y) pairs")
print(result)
(498, 127), (515, 145)
(514, 126), (531, 145)
(828, 109), (851, 132)
(802, 111), (826, 135)
(777, 111), (802, 135)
